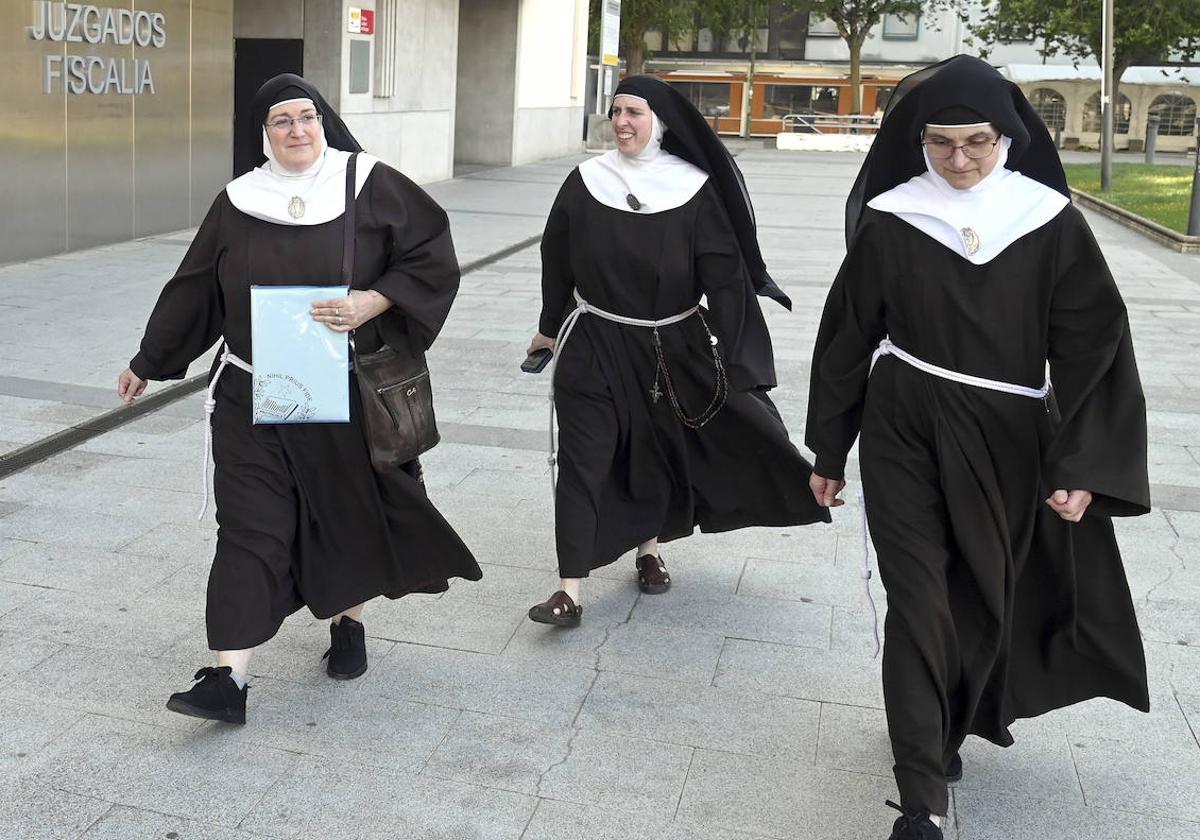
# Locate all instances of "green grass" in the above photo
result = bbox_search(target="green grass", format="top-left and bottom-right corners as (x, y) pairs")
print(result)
(1063, 163), (1195, 234)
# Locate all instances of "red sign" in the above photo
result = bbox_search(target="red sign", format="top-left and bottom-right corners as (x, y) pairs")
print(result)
(359, 9), (374, 35)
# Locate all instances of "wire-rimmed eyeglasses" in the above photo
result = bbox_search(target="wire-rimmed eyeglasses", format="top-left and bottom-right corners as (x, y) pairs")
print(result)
(922, 135), (999, 160)
(265, 113), (322, 133)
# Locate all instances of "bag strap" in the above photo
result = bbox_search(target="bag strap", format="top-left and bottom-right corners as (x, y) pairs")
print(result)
(342, 152), (359, 289)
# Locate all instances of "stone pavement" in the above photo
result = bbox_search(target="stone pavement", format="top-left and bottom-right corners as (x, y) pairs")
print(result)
(1, 147), (1199, 840)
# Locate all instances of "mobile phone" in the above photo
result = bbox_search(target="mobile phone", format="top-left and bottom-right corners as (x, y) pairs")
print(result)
(521, 347), (553, 374)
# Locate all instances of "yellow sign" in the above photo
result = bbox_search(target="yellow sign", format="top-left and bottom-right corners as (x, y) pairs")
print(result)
(600, 0), (620, 67)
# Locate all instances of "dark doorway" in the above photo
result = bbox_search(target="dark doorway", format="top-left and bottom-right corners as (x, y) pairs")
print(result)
(233, 38), (304, 177)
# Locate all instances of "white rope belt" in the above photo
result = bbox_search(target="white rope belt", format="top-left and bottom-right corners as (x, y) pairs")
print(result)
(198, 344), (252, 519)
(871, 338), (1051, 400)
(857, 338), (1052, 657)
(547, 291), (699, 494)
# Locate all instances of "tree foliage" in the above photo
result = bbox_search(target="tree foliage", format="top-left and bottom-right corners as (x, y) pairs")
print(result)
(965, 0), (1200, 69)
(964, 0), (1200, 101)
(589, 0), (701, 75)
(807, 1), (953, 112)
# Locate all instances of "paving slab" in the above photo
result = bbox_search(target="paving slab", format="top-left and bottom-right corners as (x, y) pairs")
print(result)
(577, 671), (821, 760)
(0, 781), (112, 840)
(1070, 734), (1200, 823)
(79, 806), (274, 840)
(676, 747), (900, 840)
(535, 730), (695, 819)
(240, 676), (459, 773)
(422, 710), (572, 796)
(18, 714), (299, 828)
(239, 755), (536, 840)
(714, 636), (885, 707)
(522, 799), (764, 840)
(365, 641), (597, 729)
(954, 788), (1200, 840)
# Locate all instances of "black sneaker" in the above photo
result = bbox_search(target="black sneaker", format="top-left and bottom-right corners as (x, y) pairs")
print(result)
(323, 616), (368, 680)
(945, 752), (963, 784)
(165, 666), (247, 725)
(886, 800), (943, 840)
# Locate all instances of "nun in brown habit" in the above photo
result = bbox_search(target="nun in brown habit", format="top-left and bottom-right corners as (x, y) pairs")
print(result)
(525, 75), (829, 625)
(117, 74), (480, 724)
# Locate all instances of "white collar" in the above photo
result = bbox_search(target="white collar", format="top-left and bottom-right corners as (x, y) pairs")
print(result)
(579, 112), (708, 214)
(226, 148), (379, 226)
(867, 136), (1068, 263)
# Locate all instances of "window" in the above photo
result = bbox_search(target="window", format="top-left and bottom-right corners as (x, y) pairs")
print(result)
(774, 7), (807, 55)
(811, 85), (840, 114)
(808, 14), (840, 37)
(882, 13), (919, 40)
(872, 85), (896, 114)
(1147, 93), (1198, 136)
(667, 81), (732, 116)
(349, 40), (371, 95)
(1081, 91), (1132, 134)
(1028, 87), (1066, 131)
(762, 84), (841, 118)
(762, 85), (813, 119)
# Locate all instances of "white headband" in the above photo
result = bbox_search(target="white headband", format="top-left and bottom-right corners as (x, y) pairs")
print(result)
(266, 97), (315, 115)
(924, 122), (993, 129)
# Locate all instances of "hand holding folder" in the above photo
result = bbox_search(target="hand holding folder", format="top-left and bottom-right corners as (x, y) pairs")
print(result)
(250, 285), (351, 424)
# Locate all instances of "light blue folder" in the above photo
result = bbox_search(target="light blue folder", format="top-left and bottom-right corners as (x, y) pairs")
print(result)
(250, 285), (350, 424)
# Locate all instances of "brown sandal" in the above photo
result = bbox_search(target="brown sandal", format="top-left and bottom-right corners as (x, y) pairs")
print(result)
(528, 590), (582, 627)
(635, 553), (671, 594)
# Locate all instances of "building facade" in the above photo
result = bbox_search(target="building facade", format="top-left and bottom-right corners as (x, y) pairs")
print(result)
(3, 0), (588, 264)
(644, 3), (1198, 151)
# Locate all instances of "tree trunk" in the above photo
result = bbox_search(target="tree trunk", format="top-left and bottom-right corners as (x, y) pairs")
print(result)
(742, 2), (760, 139)
(848, 34), (863, 114)
(625, 36), (647, 76)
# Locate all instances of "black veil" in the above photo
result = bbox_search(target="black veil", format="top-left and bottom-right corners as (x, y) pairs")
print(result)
(612, 75), (791, 310)
(240, 74), (363, 171)
(845, 55), (1069, 246)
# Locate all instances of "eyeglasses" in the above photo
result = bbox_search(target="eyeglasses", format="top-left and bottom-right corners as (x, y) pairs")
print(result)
(922, 135), (999, 160)
(265, 113), (322, 133)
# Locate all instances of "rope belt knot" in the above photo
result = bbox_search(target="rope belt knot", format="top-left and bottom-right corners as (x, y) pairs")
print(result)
(546, 291), (705, 493)
(857, 338), (1053, 658)
(871, 338), (1050, 400)
(199, 343), (252, 520)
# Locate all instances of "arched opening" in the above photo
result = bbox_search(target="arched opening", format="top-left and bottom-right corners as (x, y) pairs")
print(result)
(1081, 91), (1132, 134)
(1147, 93), (1197, 136)
(1028, 87), (1067, 132)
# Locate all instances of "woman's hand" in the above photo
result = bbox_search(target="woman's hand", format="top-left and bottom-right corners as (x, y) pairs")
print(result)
(117, 368), (147, 404)
(527, 333), (556, 355)
(311, 289), (393, 332)
(1045, 489), (1093, 522)
(810, 472), (847, 508)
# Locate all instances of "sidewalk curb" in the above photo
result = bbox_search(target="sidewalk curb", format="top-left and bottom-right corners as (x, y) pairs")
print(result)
(0, 234), (544, 481)
(1070, 187), (1200, 254)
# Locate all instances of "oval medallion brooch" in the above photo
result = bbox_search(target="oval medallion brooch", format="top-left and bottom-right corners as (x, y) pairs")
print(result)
(961, 226), (980, 256)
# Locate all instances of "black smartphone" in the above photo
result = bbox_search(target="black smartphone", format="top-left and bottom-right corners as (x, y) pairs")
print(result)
(521, 347), (553, 374)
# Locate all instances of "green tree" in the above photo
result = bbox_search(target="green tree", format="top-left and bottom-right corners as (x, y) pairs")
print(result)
(965, 0), (1200, 111)
(697, 0), (777, 135)
(589, 0), (701, 75)
(809, 1), (954, 113)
